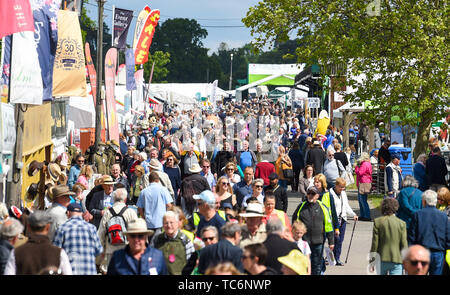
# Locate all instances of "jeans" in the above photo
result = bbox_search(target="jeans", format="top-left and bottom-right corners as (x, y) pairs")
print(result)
(333, 219), (347, 261)
(358, 192), (371, 219)
(279, 179), (288, 190)
(429, 251), (445, 275)
(380, 262), (403, 275)
(310, 243), (325, 275)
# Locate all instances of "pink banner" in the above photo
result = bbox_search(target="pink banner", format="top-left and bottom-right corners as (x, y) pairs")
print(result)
(104, 48), (119, 143)
(0, 0), (35, 39)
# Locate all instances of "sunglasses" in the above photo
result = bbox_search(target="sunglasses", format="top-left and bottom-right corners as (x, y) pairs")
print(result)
(221, 182), (229, 185)
(202, 237), (215, 242)
(77, 160), (85, 163)
(255, 185), (263, 188)
(203, 165), (210, 168)
(167, 158), (173, 161)
(409, 260), (429, 266)
(128, 234), (146, 239)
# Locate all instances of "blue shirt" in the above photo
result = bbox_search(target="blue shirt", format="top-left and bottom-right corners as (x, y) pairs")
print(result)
(233, 181), (253, 208)
(239, 151), (253, 171)
(53, 216), (103, 275)
(67, 165), (81, 189)
(200, 170), (216, 190)
(137, 183), (174, 229)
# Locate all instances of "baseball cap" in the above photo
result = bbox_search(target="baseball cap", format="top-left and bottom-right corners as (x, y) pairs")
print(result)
(268, 172), (278, 180)
(306, 186), (319, 195)
(193, 190), (216, 205)
(67, 203), (83, 213)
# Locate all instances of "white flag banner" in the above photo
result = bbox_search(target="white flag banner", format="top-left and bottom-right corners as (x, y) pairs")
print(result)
(211, 79), (218, 110)
(1, 102), (16, 154)
(9, 31), (43, 105)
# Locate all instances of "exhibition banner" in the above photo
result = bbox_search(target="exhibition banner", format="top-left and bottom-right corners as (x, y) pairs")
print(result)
(134, 9), (160, 65)
(113, 7), (134, 49)
(132, 6), (151, 51)
(53, 9), (87, 97)
(104, 48), (119, 142)
(0, 0), (35, 39)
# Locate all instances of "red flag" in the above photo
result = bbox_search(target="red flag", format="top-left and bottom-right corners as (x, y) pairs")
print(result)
(0, 0), (35, 39)
(134, 9), (160, 65)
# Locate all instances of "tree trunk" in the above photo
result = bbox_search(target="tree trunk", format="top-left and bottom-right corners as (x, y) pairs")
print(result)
(343, 111), (357, 148)
(413, 116), (433, 161)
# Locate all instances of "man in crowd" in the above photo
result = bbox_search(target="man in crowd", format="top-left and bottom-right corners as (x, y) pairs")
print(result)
(0, 218), (24, 274)
(192, 190), (226, 237)
(88, 176), (116, 229)
(4, 210), (73, 275)
(200, 159), (217, 191)
(149, 158), (175, 198)
(239, 202), (267, 248)
(152, 210), (195, 275)
(53, 203), (103, 275)
(197, 222), (244, 274)
(408, 190), (450, 275)
(425, 147), (448, 191)
(264, 173), (288, 213)
(234, 166), (255, 210)
(402, 245), (431, 275)
(47, 185), (75, 240)
(306, 141), (326, 175)
(137, 172), (174, 239)
(110, 163), (130, 192)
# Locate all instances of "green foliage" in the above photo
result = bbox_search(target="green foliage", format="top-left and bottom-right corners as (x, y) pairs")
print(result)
(143, 51), (171, 83)
(243, 0), (449, 155)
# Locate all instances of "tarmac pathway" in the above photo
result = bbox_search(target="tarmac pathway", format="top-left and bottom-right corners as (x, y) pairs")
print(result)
(286, 189), (381, 275)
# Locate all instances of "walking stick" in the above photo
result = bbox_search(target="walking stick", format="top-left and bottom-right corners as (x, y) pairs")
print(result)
(345, 220), (357, 264)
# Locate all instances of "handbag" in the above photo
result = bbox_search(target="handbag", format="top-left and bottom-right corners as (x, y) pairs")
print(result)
(281, 162), (294, 179)
(359, 182), (372, 194)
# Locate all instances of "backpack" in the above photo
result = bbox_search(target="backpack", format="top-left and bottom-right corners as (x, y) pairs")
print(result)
(106, 207), (128, 245)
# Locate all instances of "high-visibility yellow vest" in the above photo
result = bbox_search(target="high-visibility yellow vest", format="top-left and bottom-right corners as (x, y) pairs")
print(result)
(269, 209), (287, 228)
(296, 200), (333, 233)
(446, 249), (450, 268)
(320, 192), (332, 212)
(193, 210), (226, 227)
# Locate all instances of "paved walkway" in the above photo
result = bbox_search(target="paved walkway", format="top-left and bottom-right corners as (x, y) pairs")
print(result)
(286, 189), (380, 275)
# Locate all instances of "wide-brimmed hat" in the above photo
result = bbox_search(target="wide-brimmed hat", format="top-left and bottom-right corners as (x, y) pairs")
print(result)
(149, 158), (162, 170)
(123, 218), (154, 235)
(45, 163), (62, 185)
(239, 202), (266, 218)
(277, 249), (309, 275)
(25, 183), (39, 202)
(51, 185), (76, 200)
(27, 160), (44, 177)
(102, 175), (117, 185)
(189, 163), (202, 173)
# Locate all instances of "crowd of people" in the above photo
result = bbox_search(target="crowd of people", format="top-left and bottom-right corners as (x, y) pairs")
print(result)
(0, 97), (449, 276)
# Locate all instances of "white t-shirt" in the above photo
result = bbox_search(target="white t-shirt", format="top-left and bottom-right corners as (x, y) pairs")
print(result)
(296, 239), (311, 256)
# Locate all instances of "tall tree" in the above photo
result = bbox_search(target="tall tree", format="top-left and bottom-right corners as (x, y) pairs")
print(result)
(243, 0), (449, 158)
(151, 18), (209, 83)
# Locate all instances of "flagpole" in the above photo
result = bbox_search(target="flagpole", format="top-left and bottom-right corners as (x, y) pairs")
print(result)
(112, 5), (115, 47)
(94, 0), (105, 152)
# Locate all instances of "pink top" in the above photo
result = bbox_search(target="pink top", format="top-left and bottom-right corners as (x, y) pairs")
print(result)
(355, 160), (372, 185)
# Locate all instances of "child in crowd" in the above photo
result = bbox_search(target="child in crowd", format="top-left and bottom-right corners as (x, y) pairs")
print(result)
(292, 220), (311, 275)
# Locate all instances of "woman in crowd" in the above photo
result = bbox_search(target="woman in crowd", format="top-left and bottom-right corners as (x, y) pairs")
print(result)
(275, 145), (293, 191)
(396, 175), (423, 230)
(413, 153), (427, 191)
(130, 165), (149, 205)
(437, 186), (450, 218)
(370, 198), (407, 275)
(298, 165), (315, 201)
(223, 162), (241, 189)
(215, 175), (237, 209)
(355, 152), (373, 221)
(76, 165), (94, 191)
(163, 152), (182, 204)
(314, 173), (339, 234)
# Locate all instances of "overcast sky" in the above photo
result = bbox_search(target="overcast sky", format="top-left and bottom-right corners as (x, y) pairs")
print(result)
(84, 0), (261, 54)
